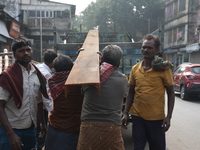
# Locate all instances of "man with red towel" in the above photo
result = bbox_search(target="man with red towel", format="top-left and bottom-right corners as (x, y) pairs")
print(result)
(0, 36), (48, 150)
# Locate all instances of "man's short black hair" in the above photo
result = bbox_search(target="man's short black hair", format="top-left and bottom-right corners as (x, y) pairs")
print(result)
(43, 50), (57, 63)
(142, 34), (160, 49)
(53, 54), (73, 72)
(11, 36), (31, 52)
(102, 45), (123, 67)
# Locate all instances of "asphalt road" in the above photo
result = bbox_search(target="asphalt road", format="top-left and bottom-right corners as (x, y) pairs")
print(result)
(122, 94), (200, 150)
(166, 94), (200, 150)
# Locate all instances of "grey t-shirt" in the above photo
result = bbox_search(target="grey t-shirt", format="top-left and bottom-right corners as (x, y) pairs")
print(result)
(81, 70), (128, 125)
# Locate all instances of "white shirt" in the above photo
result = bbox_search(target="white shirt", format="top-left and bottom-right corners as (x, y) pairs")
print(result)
(0, 64), (42, 129)
(36, 63), (53, 111)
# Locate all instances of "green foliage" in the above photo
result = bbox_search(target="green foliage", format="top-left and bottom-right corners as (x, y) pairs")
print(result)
(62, 9), (70, 18)
(73, 0), (165, 41)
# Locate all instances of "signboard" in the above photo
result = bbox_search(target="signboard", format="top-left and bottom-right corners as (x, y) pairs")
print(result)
(186, 43), (199, 53)
(9, 21), (20, 38)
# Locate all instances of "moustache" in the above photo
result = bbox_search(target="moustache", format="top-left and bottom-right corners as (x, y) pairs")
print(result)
(23, 56), (31, 59)
(143, 52), (150, 55)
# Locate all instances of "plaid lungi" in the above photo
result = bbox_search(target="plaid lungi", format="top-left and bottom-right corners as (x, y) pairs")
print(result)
(77, 122), (125, 150)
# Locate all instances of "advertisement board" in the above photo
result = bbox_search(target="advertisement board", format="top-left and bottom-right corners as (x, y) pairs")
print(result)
(9, 21), (20, 38)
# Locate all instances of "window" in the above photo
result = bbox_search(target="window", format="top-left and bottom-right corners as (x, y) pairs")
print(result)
(191, 67), (200, 74)
(57, 11), (62, 18)
(173, 28), (177, 43)
(54, 11), (64, 18)
(174, 66), (181, 74)
(42, 11), (45, 17)
(174, 66), (186, 74)
(50, 11), (53, 18)
(46, 11), (49, 17)
(168, 30), (172, 43)
(28, 10), (36, 17)
(62, 10), (70, 18)
(174, 1), (178, 16)
(27, 10), (47, 18)
(54, 11), (56, 18)
(177, 26), (185, 41)
(180, 66), (186, 73)
(166, 4), (173, 18)
(48, 40), (54, 44)
(37, 11), (40, 17)
(179, 0), (186, 12)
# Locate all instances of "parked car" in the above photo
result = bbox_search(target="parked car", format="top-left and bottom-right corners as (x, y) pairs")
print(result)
(173, 63), (200, 100)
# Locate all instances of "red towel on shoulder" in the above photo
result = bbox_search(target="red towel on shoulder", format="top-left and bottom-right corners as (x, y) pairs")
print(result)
(48, 71), (70, 100)
(94, 62), (115, 88)
(0, 61), (48, 109)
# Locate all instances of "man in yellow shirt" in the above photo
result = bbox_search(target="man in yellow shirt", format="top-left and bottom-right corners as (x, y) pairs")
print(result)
(122, 34), (175, 150)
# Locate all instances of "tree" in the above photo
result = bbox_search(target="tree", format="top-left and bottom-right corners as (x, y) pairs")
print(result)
(73, 0), (165, 41)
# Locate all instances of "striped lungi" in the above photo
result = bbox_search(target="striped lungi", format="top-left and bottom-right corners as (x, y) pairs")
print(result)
(77, 122), (125, 150)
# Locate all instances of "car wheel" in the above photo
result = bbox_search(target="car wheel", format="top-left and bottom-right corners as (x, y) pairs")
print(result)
(180, 86), (188, 100)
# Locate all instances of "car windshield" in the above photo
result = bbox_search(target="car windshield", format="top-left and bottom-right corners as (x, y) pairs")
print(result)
(190, 67), (200, 74)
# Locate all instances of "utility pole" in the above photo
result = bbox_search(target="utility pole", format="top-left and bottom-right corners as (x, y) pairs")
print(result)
(140, 18), (151, 34)
(147, 18), (150, 34)
(40, 0), (43, 61)
(53, 26), (57, 52)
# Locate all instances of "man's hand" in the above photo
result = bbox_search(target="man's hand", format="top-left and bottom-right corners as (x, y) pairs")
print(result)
(0, 101), (22, 150)
(162, 116), (171, 133)
(38, 123), (47, 138)
(76, 48), (84, 56)
(121, 111), (129, 129)
(8, 132), (22, 150)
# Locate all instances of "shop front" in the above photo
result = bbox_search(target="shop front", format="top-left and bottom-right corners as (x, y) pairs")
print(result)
(186, 43), (200, 64)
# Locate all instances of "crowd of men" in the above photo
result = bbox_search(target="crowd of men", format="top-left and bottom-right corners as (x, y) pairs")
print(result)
(0, 34), (174, 150)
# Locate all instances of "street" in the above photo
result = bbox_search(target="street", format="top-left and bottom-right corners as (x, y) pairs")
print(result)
(166, 94), (200, 150)
(122, 124), (133, 150)
(122, 93), (200, 150)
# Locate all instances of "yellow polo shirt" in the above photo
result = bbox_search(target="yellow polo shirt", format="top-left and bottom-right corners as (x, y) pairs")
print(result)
(129, 61), (173, 120)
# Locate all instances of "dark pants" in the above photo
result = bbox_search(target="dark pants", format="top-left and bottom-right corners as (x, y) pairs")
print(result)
(132, 115), (166, 150)
(0, 125), (36, 150)
(37, 109), (48, 150)
(45, 125), (79, 150)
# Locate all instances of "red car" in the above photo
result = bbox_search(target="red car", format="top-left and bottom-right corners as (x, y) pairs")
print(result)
(173, 63), (200, 100)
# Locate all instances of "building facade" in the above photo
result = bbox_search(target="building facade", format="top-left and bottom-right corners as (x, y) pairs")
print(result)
(0, 5), (22, 53)
(186, 0), (200, 64)
(1, 0), (75, 61)
(20, 0), (75, 61)
(164, 0), (199, 69)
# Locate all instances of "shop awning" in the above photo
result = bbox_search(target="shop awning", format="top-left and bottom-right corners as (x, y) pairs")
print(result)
(0, 20), (13, 42)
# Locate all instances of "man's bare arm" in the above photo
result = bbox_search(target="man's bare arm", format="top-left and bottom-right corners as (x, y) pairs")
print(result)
(37, 101), (46, 138)
(121, 85), (135, 129)
(0, 100), (22, 150)
(162, 85), (175, 132)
